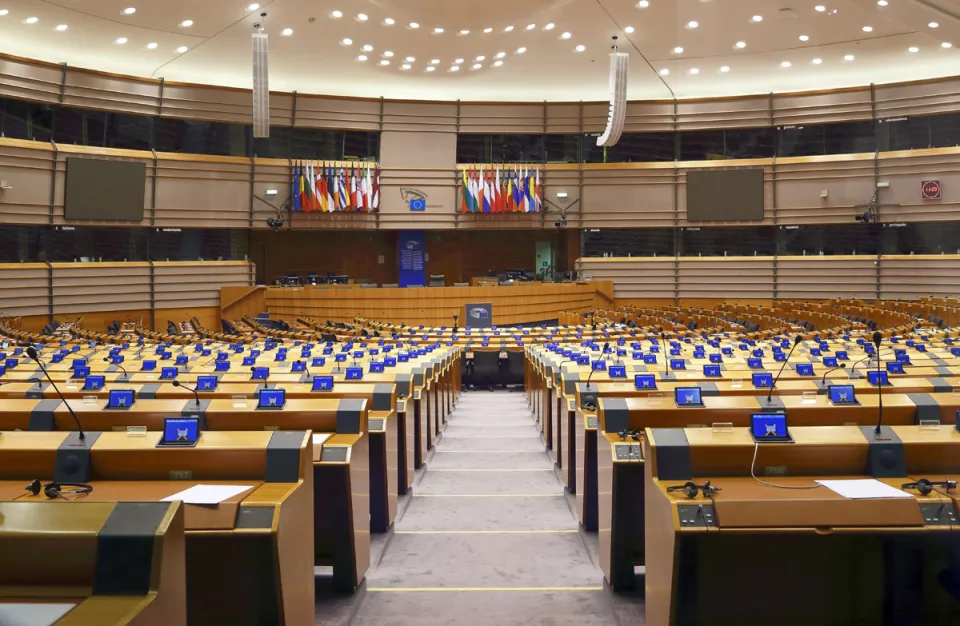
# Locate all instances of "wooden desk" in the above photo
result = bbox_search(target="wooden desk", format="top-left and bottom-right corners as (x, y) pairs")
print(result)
(0, 500), (185, 626)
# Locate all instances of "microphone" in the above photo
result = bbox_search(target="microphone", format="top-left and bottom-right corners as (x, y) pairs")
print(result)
(873, 331), (884, 435)
(661, 329), (671, 381)
(453, 314), (459, 334)
(26, 347), (86, 441)
(299, 361), (312, 384)
(585, 342), (610, 389)
(252, 365), (270, 389)
(103, 357), (129, 382)
(820, 362), (847, 385)
(28, 377), (42, 388)
(767, 335), (802, 404)
(172, 379), (201, 407)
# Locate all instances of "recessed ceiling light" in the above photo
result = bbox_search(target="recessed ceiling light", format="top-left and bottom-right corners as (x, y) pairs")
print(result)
(384, 17), (395, 25)
(0, 10), (8, 16)
(405, 56), (416, 62)
(176, 45), (188, 53)
(356, 13), (368, 21)
(526, 24), (536, 30)
(362, 44), (373, 51)
(247, 4), (259, 11)
(781, 61), (791, 67)
(115, 37), (127, 44)
(943, 42), (953, 48)
(450, 66), (460, 71)
(844, 54), (855, 60)
(862, 25), (873, 32)
(659, 68), (669, 75)
(575, 44), (585, 52)
(561, 32), (572, 39)
(624, 26), (635, 34)
(673, 46), (684, 53)
(426, 66), (436, 72)
(799, 35), (809, 41)
(689, 67), (699, 74)
(147, 42), (158, 49)
(720, 65), (730, 72)
(358, 55), (367, 61)
(496, 52), (506, 58)
(516, 47), (526, 53)
(545, 23), (555, 30)
(475, 55), (485, 60)
(380, 59), (390, 66)
(460, 29), (469, 35)
(454, 58), (464, 64)
(812, 57), (823, 64)
(409, 22), (419, 28)
(493, 60), (503, 66)
(401, 64), (411, 70)
(504, 25), (514, 32)
(25, 16), (38, 24)
(484, 27), (493, 33)
(735, 41), (746, 48)
(433, 27), (444, 33)
(908, 46), (919, 52)
(687, 20), (698, 28)
(638, 0), (649, 7)
(472, 63), (482, 69)
(752, 15), (763, 22)
(331, 10), (342, 18)
(877, 0), (888, 5)
(124, 7), (136, 15)
(341, 38), (352, 45)
(55, 24), (68, 31)
(282, 28), (293, 35)
(929, 22), (939, 28)
(815, 5), (825, 11)
(430, 58), (440, 64)
(384, 50), (394, 57)
(180, 19), (193, 27)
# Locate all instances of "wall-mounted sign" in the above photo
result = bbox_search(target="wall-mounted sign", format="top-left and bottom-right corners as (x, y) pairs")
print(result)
(921, 180), (942, 200)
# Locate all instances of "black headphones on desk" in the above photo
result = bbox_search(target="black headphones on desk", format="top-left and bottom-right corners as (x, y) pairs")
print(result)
(25, 479), (93, 500)
(667, 481), (721, 499)
(902, 478), (957, 496)
(618, 429), (642, 442)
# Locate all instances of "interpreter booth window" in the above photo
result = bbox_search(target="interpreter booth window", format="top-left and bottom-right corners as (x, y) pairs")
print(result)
(777, 224), (882, 256)
(489, 134), (545, 163)
(582, 132), (676, 163)
(153, 118), (249, 157)
(455, 134), (487, 163)
(0, 96), (53, 142)
(582, 228), (676, 258)
(148, 228), (242, 261)
(544, 134), (581, 163)
(882, 222), (960, 255)
(679, 226), (775, 257)
(778, 121), (877, 157)
(33, 227), (146, 263)
(878, 117), (931, 152)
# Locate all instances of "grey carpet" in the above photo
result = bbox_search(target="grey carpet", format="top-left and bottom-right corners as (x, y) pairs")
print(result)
(317, 390), (644, 625)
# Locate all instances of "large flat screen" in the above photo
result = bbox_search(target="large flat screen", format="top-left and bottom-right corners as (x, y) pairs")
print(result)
(65, 157), (145, 221)
(686, 168), (763, 222)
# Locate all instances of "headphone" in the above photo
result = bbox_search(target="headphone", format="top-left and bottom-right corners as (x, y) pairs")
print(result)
(25, 479), (93, 500)
(667, 480), (721, 499)
(901, 478), (957, 496)
(618, 429), (642, 442)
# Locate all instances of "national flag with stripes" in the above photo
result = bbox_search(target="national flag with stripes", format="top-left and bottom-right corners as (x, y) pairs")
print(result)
(292, 162), (301, 211)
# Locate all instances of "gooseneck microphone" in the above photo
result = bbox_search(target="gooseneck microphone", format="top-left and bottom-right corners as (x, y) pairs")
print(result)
(172, 379), (201, 407)
(26, 347), (86, 441)
(103, 357), (129, 382)
(820, 362), (847, 385)
(585, 342), (610, 389)
(661, 329), (670, 380)
(767, 335), (803, 403)
(874, 331), (884, 435)
(251, 365), (271, 389)
(300, 361), (312, 383)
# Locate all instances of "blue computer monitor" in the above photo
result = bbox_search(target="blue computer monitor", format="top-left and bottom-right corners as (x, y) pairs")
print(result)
(159, 417), (200, 447)
(82, 375), (105, 391)
(291, 361), (306, 372)
(72, 366), (90, 379)
(175, 355), (188, 366)
(384, 357), (397, 367)
(868, 370), (890, 386)
(710, 353), (723, 364)
(670, 359), (686, 370)
(576, 355), (590, 365)
(196, 376), (218, 391)
(747, 358), (763, 369)
(591, 360), (606, 371)
(703, 365), (721, 378)
(251, 367), (269, 380)
(796, 363), (814, 376)
(258, 388), (285, 409)
(141, 360), (157, 372)
(160, 367), (178, 380)
(312, 376), (334, 392)
(823, 356), (838, 368)
(216, 352), (229, 361)
(644, 354), (658, 365)
(370, 362), (385, 373)
(335, 354), (348, 363)
(635, 375), (657, 390)
(752, 373), (773, 388)
(107, 389), (134, 409)
(751, 412), (791, 443)
(675, 386), (703, 407)
(887, 361), (904, 374)
(243, 356), (256, 366)
(836, 350), (849, 361)
(773, 353), (786, 362)
(345, 367), (363, 380)
(608, 365), (626, 378)
(753, 349), (764, 358)
(215, 361), (230, 372)
(810, 348), (822, 357)
(828, 384), (858, 406)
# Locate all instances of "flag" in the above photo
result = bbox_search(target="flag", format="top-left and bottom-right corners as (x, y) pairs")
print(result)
(292, 162), (301, 211)
(326, 164), (335, 212)
(535, 166), (542, 213)
(301, 163), (310, 212)
(365, 163), (373, 211)
(494, 166), (501, 213)
(338, 168), (347, 210)
(524, 165), (534, 212)
(308, 163), (318, 211)
(512, 166), (522, 212)
(353, 165), (362, 210)
(461, 167), (470, 213)
(298, 162), (306, 211)
(313, 164), (323, 213)
(505, 168), (513, 212)
(372, 166), (380, 212)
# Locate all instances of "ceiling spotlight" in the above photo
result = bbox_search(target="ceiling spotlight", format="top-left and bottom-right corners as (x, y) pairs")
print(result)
(638, 0), (650, 6)
(362, 44), (373, 51)
(472, 63), (482, 69)
(405, 56), (416, 62)
(401, 64), (411, 70)
(25, 16), (38, 24)
(496, 52), (506, 58)
(116, 37), (128, 44)
(815, 5), (825, 11)
(752, 15), (763, 22)
(799, 35), (809, 41)
(862, 25), (873, 32)
(380, 59), (389, 65)
(812, 57), (823, 64)
(433, 27), (444, 33)
(844, 54), (855, 60)
(493, 60), (503, 66)
(720, 65), (730, 72)
(484, 27), (493, 33)
(454, 58), (464, 64)
(409, 22), (419, 28)
(460, 29), (469, 35)
(475, 55), (485, 60)
(124, 7), (136, 15)
(147, 42), (158, 49)
(356, 13), (368, 21)
(781, 61), (791, 67)
(659, 68), (669, 75)
(341, 38), (352, 45)
(673, 46), (684, 53)
(430, 58), (440, 64)
(358, 55), (367, 61)
(282, 27), (293, 35)
(426, 66), (436, 72)
(450, 66), (460, 71)
(545, 23), (555, 30)
(687, 20), (698, 28)
(526, 24), (536, 30)
(929, 22), (939, 28)
(624, 26), (635, 33)
(908, 46), (919, 52)
(877, 0), (888, 5)
(575, 44), (585, 52)
(180, 19), (193, 27)
(689, 67), (699, 74)
(55, 24), (68, 31)
(561, 32), (572, 39)
(383, 50), (394, 57)
(176, 45), (188, 53)
(247, 4), (259, 10)
(0, 10), (8, 16)
(331, 10), (343, 18)
(505, 25), (514, 31)
(384, 17), (395, 25)
(943, 42), (953, 48)
(516, 47), (526, 53)
(735, 41), (746, 48)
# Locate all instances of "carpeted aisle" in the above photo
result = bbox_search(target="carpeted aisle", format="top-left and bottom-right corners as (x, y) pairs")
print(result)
(342, 390), (639, 625)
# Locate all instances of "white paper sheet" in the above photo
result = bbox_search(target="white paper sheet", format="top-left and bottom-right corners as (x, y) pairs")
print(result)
(815, 479), (913, 500)
(161, 484), (255, 505)
(312, 433), (331, 446)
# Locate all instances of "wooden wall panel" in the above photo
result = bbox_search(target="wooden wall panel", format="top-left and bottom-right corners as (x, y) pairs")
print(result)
(676, 96), (771, 131)
(580, 165), (676, 228)
(577, 258), (677, 300)
(623, 101), (675, 133)
(458, 103), (545, 134)
(772, 89), (873, 126)
(153, 261), (253, 309)
(382, 102), (458, 134)
(51, 262), (151, 315)
(0, 263), (49, 318)
(159, 84), (253, 124)
(0, 140), (55, 225)
(876, 151), (960, 222)
(879, 255), (960, 299)
(379, 129), (457, 229)
(0, 55), (61, 103)
(545, 103), (580, 134)
(153, 155), (250, 229)
(874, 77), (960, 119)
(295, 95), (379, 131)
(774, 154), (876, 224)
(776, 256), (877, 299)
(677, 257), (775, 299)
(61, 72), (160, 116)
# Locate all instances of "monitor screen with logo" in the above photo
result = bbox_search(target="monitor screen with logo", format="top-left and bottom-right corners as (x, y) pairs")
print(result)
(345, 367), (363, 380)
(251, 367), (269, 380)
(160, 367), (178, 380)
(810, 348), (821, 356)
(751, 412), (792, 443)
(197, 376), (218, 391)
(644, 354), (657, 365)
(312, 376), (334, 392)
(107, 389), (134, 409)
(158, 417), (200, 447)
(836, 350), (849, 361)
(635, 375), (657, 390)
(141, 360), (157, 372)
(243, 356), (256, 366)
(703, 365), (721, 377)
(608, 365), (626, 378)
(83, 375), (105, 391)
(887, 361), (904, 374)
(258, 388), (286, 409)
(72, 366), (90, 379)
(868, 370), (890, 386)
(823, 356), (838, 368)
(670, 359), (686, 370)
(675, 387), (703, 407)
(370, 362), (385, 373)
(795, 363), (814, 376)
(752, 372), (773, 388)
(747, 358), (763, 369)
(591, 360), (606, 371)
(828, 384), (858, 406)
(710, 353), (723, 363)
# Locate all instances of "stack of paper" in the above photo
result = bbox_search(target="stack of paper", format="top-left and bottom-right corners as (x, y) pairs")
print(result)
(161, 484), (255, 505)
(815, 479), (913, 499)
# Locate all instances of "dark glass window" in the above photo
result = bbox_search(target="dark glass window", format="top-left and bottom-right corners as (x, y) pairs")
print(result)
(824, 121), (876, 155)
(725, 127), (775, 158)
(777, 224), (881, 256)
(343, 131), (379, 160)
(587, 132), (676, 163)
(54, 107), (107, 146)
(456, 134), (487, 162)
(153, 118), (249, 156)
(679, 226), (775, 256)
(878, 117), (930, 152)
(289, 128), (341, 160)
(882, 221), (960, 255)
(104, 112), (153, 151)
(0, 225), (23, 262)
(1, 98), (53, 141)
(544, 134), (580, 163)
(929, 112), (960, 148)
(252, 126), (292, 158)
(582, 228), (676, 257)
(679, 130), (725, 161)
(148, 228), (240, 261)
(778, 125), (824, 157)
(489, 134), (544, 162)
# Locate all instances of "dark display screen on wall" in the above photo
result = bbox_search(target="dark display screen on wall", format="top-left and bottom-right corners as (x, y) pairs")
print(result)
(64, 157), (146, 221)
(686, 168), (764, 222)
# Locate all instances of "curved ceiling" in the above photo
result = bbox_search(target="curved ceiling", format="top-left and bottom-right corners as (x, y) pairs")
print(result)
(1, 0), (959, 101)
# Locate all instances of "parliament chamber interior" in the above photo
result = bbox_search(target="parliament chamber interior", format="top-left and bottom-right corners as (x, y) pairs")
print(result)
(5, 1), (960, 625)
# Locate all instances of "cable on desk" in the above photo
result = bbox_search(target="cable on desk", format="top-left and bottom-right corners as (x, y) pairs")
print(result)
(750, 442), (822, 490)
